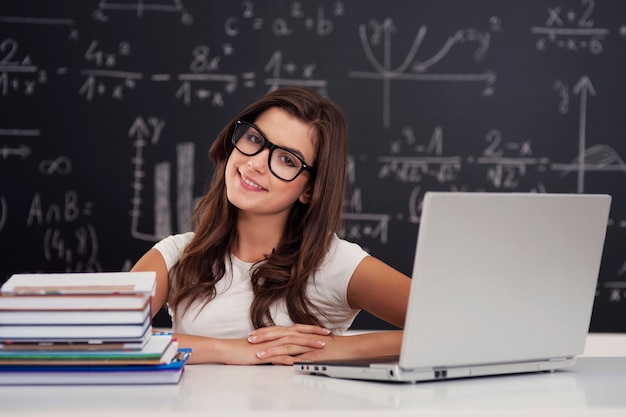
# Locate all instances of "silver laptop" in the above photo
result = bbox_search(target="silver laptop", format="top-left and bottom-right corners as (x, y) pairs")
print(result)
(294, 192), (611, 382)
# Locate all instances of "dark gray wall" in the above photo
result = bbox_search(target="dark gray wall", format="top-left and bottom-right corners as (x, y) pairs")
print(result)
(1, 1), (625, 330)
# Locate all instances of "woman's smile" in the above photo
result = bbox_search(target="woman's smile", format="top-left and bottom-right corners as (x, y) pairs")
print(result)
(239, 171), (266, 191)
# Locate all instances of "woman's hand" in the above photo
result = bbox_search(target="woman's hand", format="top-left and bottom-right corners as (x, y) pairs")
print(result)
(246, 324), (331, 365)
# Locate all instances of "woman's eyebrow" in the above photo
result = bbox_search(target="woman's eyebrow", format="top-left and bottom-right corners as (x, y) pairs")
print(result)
(279, 144), (306, 160)
(257, 124), (308, 160)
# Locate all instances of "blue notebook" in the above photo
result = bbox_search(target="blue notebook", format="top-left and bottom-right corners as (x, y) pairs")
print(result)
(0, 348), (191, 385)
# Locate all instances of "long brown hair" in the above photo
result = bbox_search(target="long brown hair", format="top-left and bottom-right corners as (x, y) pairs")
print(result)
(169, 87), (348, 329)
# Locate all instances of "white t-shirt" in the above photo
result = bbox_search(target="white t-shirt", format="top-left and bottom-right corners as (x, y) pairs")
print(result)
(153, 232), (368, 338)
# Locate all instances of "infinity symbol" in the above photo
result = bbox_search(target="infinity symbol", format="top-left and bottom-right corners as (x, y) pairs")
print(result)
(39, 156), (72, 175)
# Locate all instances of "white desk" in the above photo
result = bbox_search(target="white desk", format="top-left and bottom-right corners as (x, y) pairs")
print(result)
(1, 334), (625, 416)
(1, 355), (625, 417)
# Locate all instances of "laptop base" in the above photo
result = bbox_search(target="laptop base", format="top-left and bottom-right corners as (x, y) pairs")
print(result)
(294, 357), (576, 383)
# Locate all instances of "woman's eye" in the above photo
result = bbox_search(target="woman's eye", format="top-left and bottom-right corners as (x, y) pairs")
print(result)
(247, 133), (263, 146)
(279, 153), (297, 168)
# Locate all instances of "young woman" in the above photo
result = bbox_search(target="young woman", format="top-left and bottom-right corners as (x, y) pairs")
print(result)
(132, 87), (411, 365)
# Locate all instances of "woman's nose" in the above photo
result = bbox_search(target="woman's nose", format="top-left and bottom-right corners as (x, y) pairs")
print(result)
(247, 149), (269, 171)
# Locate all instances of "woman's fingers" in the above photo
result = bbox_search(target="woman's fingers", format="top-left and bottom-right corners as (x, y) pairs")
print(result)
(253, 334), (327, 360)
(255, 339), (326, 360)
(248, 324), (331, 343)
(246, 324), (332, 364)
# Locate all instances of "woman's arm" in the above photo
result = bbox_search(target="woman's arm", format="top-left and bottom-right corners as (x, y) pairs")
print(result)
(346, 255), (411, 329)
(131, 248), (170, 317)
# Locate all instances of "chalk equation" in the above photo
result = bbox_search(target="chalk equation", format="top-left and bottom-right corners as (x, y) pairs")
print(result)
(0, 38), (49, 97)
(24, 191), (100, 272)
(531, 0), (608, 54)
(224, 1), (345, 37)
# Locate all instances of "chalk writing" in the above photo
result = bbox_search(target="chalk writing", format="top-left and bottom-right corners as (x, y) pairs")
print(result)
(531, 0), (607, 54)
(128, 117), (196, 241)
(225, 1), (345, 37)
(78, 40), (139, 101)
(0, 38), (48, 96)
(349, 19), (497, 127)
(93, 0), (193, 25)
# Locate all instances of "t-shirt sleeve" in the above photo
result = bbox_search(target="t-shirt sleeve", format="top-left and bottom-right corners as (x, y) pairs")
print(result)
(315, 234), (369, 312)
(152, 232), (195, 271)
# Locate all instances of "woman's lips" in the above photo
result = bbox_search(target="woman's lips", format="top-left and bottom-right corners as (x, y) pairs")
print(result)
(239, 171), (266, 191)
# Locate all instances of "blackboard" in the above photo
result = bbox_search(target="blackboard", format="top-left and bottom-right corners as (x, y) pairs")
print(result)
(1, 1), (625, 332)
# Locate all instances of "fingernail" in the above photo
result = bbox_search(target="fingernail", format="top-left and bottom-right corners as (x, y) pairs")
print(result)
(323, 328), (331, 334)
(247, 335), (257, 342)
(256, 350), (266, 358)
(317, 340), (326, 347)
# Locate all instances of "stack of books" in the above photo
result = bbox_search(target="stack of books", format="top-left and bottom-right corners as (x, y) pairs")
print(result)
(0, 272), (190, 385)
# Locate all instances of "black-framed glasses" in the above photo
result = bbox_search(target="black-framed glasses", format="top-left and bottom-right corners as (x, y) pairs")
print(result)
(231, 120), (316, 182)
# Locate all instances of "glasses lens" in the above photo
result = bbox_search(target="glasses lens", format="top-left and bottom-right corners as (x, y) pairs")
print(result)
(233, 123), (264, 155)
(270, 148), (304, 181)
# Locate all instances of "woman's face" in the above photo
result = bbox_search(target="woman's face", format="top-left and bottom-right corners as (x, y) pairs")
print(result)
(225, 107), (317, 220)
